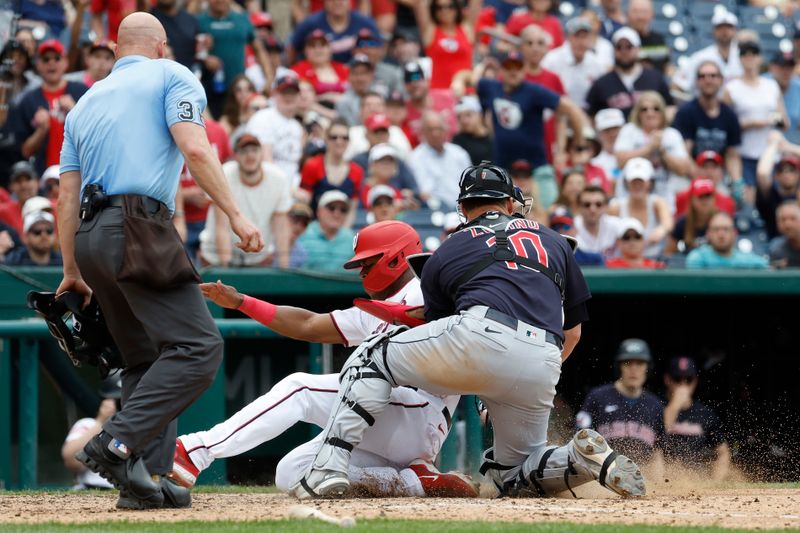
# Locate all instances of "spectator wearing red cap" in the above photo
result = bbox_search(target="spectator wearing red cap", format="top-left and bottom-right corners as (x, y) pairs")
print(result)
(672, 60), (742, 184)
(345, 94), (414, 161)
(292, 30), (350, 106)
(411, 0), (480, 90)
(770, 202), (800, 268)
(65, 40), (116, 88)
(606, 217), (665, 269)
(150, 0), (200, 69)
(674, 152), (735, 218)
(300, 118), (364, 214)
(686, 212), (768, 269)
(756, 132), (800, 239)
(6, 40), (87, 176)
(664, 178), (717, 257)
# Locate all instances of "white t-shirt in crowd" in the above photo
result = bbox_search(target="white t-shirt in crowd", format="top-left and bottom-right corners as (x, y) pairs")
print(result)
(245, 107), (304, 186)
(542, 44), (609, 110)
(65, 418), (114, 489)
(344, 125), (413, 162)
(575, 213), (621, 256)
(724, 76), (782, 160)
(613, 124), (689, 199)
(200, 161), (293, 266)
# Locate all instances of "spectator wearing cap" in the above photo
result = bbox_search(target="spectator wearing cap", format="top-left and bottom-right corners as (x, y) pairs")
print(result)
(579, 9), (615, 71)
(22, 196), (54, 225)
(585, 27), (673, 119)
(289, 0), (380, 64)
(662, 356), (730, 480)
(345, 94), (414, 161)
(349, 111), (420, 196)
(687, 211), (769, 268)
(542, 17), (608, 111)
(565, 128), (612, 194)
(40, 165), (60, 203)
(606, 217), (665, 269)
(299, 118), (364, 213)
(361, 143), (410, 209)
(769, 202), (800, 268)
(672, 60), (743, 187)
(626, 0), (668, 74)
(664, 178), (718, 257)
(614, 91), (691, 200)
(0, 161), (41, 234)
(64, 40), (115, 88)
(505, 0), (564, 48)
(608, 157), (672, 257)
(353, 29), (403, 96)
(292, 29), (350, 106)
(199, 134), (292, 267)
(451, 95), (492, 166)
(520, 25), (568, 166)
(297, 189), (356, 272)
(5, 211), (61, 266)
(592, 108), (625, 191)
(768, 51), (800, 145)
(673, 11), (742, 97)
(674, 153), (736, 218)
(286, 203), (312, 269)
(335, 54), (378, 126)
(478, 48), (586, 174)
(197, 0), (271, 118)
(246, 12), (275, 68)
(576, 338), (665, 465)
(401, 61), (457, 147)
(756, 132), (800, 238)
(408, 111), (471, 209)
(6, 40), (87, 176)
(722, 40), (788, 193)
(150, 0), (200, 69)
(411, 0), (480, 90)
(550, 208), (605, 266)
(367, 184), (399, 223)
(246, 73), (304, 186)
(575, 184), (621, 257)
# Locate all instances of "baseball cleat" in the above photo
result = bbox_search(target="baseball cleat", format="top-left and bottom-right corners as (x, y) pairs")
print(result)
(167, 438), (199, 489)
(117, 476), (192, 510)
(572, 428), (646, 497)
(292, 470), (350, 500)
(409, 459), (479, 498)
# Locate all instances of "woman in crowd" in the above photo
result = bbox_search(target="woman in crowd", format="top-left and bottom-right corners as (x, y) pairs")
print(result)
(292, 30), (349, 108)
(219, 75), (257, 137)
(549, 167), (586, 217)
(299, 118), (364, 217)
(413, 0), (481, 90)
(722, 40), (787, 192)
(608, 157), (673, 258)
(229, 93), (269, 144)
(614, 91), (691, 200)
(664, 178), (718, 256)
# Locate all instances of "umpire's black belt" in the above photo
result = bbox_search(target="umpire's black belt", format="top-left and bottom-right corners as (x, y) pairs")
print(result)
(106, 194), (166, 213)
(485, 308), (563, 350)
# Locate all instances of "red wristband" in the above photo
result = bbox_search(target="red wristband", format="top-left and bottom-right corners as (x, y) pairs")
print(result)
(239, 295), (277, 326)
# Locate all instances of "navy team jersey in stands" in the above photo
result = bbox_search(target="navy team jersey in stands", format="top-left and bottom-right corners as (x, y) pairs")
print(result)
(420, 216), (591, 340)
(663, 401), (725, 467)
(576, 384), (664, 464)
(476, 79), (560, 170)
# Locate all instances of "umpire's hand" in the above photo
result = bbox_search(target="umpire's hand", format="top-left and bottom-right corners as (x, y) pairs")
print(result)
(230, 214), (264, 253)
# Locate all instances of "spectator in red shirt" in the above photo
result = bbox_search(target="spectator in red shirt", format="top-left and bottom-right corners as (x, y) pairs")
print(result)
(606, 217), (665, 269)
(300, 118), (364, 213)
(411, 0), (480, 90)
(402, 61), (457, 147)
(292, 29), (350, 107)
(506, 0), (564, 48)
(91, 0), (142, 42)
(674, 151), (736, 217)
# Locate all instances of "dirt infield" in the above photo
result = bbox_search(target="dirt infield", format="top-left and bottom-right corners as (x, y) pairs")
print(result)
(1, 481), (799, 530)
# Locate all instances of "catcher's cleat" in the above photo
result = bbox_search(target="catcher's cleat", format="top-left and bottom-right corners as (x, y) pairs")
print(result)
(409, 460), (479, 498)
(167, 438), (199, 489)
(572, 428), (646, 497)
(292, 470), (350, 499)
(117, 476), (192, 510)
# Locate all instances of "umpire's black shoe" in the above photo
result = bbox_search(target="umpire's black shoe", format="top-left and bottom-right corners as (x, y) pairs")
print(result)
(76, 432), (163, 504)
(116, 477), (192, 510)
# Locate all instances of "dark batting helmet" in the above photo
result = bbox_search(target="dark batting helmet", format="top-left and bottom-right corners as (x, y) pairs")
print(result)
(457, 161), (525, 204)
(343, 221), (422, 293)
(615, 338), (653, 365)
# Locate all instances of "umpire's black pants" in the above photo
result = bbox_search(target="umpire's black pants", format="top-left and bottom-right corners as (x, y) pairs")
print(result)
(75, 206), (223, 475)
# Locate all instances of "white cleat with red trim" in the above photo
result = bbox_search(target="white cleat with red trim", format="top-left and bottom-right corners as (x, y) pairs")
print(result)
(409, 459), (479, 498)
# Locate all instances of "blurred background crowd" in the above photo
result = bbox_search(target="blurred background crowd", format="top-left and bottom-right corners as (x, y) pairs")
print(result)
(2, 0), (800, 271)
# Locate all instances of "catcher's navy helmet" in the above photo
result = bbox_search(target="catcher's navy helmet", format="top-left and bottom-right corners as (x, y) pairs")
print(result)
(457, 161), (523, 203)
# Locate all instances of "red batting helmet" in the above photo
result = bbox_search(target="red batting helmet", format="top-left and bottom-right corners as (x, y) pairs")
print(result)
(344, 221), (422, 293)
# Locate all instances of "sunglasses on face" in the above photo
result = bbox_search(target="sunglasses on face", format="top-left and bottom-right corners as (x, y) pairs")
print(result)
(639, 106), (661, 113)
(328, 134), (350, 141)
(697, 72), (721, 80)
(620, 232), (643, 241)
(30, 227), (54, 236)
(614, 43), (635, 51)
(372, 197), (394, 207)
(777, 165), (798, 173)
(326, 203), (349, 214)
(671, 376), (695, 384)
(740, 49), (760, 56)
(581, 200), (604, 208)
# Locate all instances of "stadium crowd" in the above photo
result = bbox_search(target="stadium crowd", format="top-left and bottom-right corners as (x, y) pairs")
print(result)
(3, 0), (800, 270)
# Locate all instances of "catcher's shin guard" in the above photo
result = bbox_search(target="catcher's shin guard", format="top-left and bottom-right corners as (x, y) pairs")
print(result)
(294, 335), (394, 498)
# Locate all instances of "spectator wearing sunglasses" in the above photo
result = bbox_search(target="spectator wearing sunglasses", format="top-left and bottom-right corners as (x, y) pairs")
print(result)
(585, 27), (673, 119)
(6, 211), (61, 266)
(297, 190), (356, 272)
(662, 357), (731, 480)
(606, 217), (664, 269)
(575, 184), (621, 257)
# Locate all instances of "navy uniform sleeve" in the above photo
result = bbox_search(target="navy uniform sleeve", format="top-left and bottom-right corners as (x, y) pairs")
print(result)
(562, 238), (591, 324)
(420, 246), (455, 321)
(163, 62), (207, 128)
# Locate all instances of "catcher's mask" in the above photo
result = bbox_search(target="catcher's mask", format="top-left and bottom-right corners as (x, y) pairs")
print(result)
(344, 221), (422, 293)
(457, 161), (526, 205)
(26, 291), (123, 378)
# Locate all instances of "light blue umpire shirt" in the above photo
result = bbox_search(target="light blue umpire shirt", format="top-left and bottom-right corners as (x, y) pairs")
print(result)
(60, 55), (207, 212)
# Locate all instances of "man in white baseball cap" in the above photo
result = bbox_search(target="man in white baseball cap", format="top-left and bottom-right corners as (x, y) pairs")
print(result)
(592, 108), (626, 189)
(5, 211), (62, 266)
